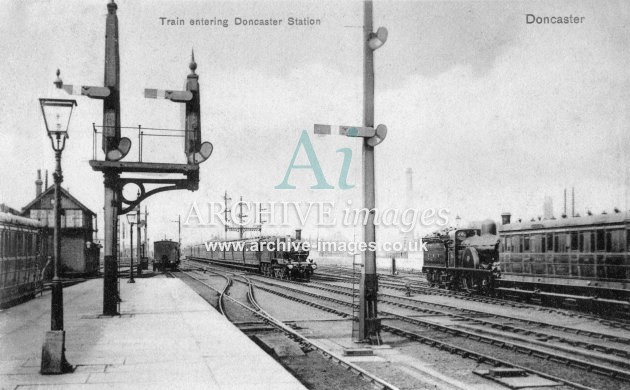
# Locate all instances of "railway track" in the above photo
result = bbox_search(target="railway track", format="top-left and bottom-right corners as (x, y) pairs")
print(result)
(245, 276), (630, 389)
(307, 279), (630, 351)
(177, 266), (400, 390)
(197, 259), (630, 388)
(316, 265), (630, 329)
(185, 259), (630, 388)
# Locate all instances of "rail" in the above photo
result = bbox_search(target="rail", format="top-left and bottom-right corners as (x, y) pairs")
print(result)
(180, 264), (401, 390)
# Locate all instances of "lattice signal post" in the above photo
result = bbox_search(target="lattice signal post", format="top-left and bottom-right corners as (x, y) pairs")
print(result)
(57, 1), (213, 316)
(224, 193), (264, 239)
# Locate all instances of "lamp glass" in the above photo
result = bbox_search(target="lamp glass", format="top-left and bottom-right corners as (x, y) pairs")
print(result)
(39, 98), (77, 139)
(126, 213), (137, 224)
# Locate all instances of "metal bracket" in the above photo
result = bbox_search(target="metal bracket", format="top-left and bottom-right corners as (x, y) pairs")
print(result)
(118, 178), (189, 215)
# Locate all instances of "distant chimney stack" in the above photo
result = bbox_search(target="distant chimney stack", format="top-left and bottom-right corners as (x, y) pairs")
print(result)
(45, 169), (49, 189)
(501, 212), (511, 225)
(295, 229), (302, 241)
(563, 188), (567, 217)
(35, 170), (43, 197)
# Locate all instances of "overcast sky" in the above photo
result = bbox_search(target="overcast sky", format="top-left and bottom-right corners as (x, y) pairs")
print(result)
(0, 0), (628, 245)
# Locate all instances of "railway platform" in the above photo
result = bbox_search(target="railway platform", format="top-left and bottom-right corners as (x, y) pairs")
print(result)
(0, 276), (306, 390)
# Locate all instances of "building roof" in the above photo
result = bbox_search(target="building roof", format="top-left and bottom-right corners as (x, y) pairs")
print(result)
(21, 185), (96, 217)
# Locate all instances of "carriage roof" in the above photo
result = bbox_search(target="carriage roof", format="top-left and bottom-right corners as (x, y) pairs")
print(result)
(0, 211), (44, 229)
(499, 211), (630, 233)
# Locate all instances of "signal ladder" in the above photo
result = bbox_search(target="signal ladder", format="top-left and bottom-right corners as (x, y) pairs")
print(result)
(351, 254), (363, 340)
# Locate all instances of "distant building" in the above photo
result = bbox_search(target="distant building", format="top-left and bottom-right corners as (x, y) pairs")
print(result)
(21, 170), (100, 276)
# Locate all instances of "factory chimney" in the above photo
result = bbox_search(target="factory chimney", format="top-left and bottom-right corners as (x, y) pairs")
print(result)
(572, 187), (575, 217)
(35, 170), (43, 197)
(45, 170), (49, 190)
(501, 212), (511, 225)
(562, 188), (567, 218)
(295, 229), (302, 241)
(543, 196), (553, 220)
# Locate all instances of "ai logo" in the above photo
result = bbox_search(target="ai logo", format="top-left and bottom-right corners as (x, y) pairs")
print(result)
(275, 130), (354, 190)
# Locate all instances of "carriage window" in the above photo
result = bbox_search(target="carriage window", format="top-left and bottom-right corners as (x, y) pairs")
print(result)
(541, 236), (546, 253)
(553, 234), (559, 252)
(523, 236), (530, 252)
(546, 234), (553, 251)
(628, 230), (630, 251)
(608, 230), (624, 252)
(579, 233), (585, 252)
(570, 232), (578, 251)
(596, 230), (605, 251)
(513, 235), (522, 252)
(8, 231), (15, 257)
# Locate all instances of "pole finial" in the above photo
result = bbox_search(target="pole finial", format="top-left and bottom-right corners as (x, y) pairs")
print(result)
(107, 0), (117, 14)
(54, 69), (63, 89)
(189, 48), (197, 74)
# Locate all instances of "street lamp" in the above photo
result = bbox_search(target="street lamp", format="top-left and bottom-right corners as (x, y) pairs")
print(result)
(126, 209), (137, 283)
(40, 69), (77, 374)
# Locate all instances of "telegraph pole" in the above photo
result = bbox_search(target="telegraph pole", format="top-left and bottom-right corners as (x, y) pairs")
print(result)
(171, 215), (181, 258)
(223, 190), (231, 240)
(143, 206), (148, 259)
(136, 204), (142, 277)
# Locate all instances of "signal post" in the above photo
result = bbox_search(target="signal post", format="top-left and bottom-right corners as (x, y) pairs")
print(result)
(58, 0), (212, 315)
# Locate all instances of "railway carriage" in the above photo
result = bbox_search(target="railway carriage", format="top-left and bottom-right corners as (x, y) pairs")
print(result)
(187, 230), (317, 281)
(497, 212), (629, 301)
(0, 212), (47, 308)
(153, 240), (180, 271)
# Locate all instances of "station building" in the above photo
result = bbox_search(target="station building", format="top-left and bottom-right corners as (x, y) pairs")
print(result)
(21, 170), (100, 277)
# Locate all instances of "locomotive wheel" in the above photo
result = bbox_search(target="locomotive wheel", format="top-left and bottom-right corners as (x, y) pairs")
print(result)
(460, 275), (476, 292)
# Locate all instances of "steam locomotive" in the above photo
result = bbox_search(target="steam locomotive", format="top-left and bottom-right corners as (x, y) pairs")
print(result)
(422, 219), (501, 293)
(423, 212), (630, 303)
(187, 229), (317, 281)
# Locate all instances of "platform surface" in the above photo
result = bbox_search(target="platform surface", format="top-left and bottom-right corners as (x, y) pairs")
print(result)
(0, 277), (306, 390)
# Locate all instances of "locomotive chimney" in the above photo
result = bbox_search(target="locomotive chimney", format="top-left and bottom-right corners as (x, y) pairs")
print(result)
(35, 170), (43, 197)
(501, 212), (511, 225)
(295, 229), (302, 241)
